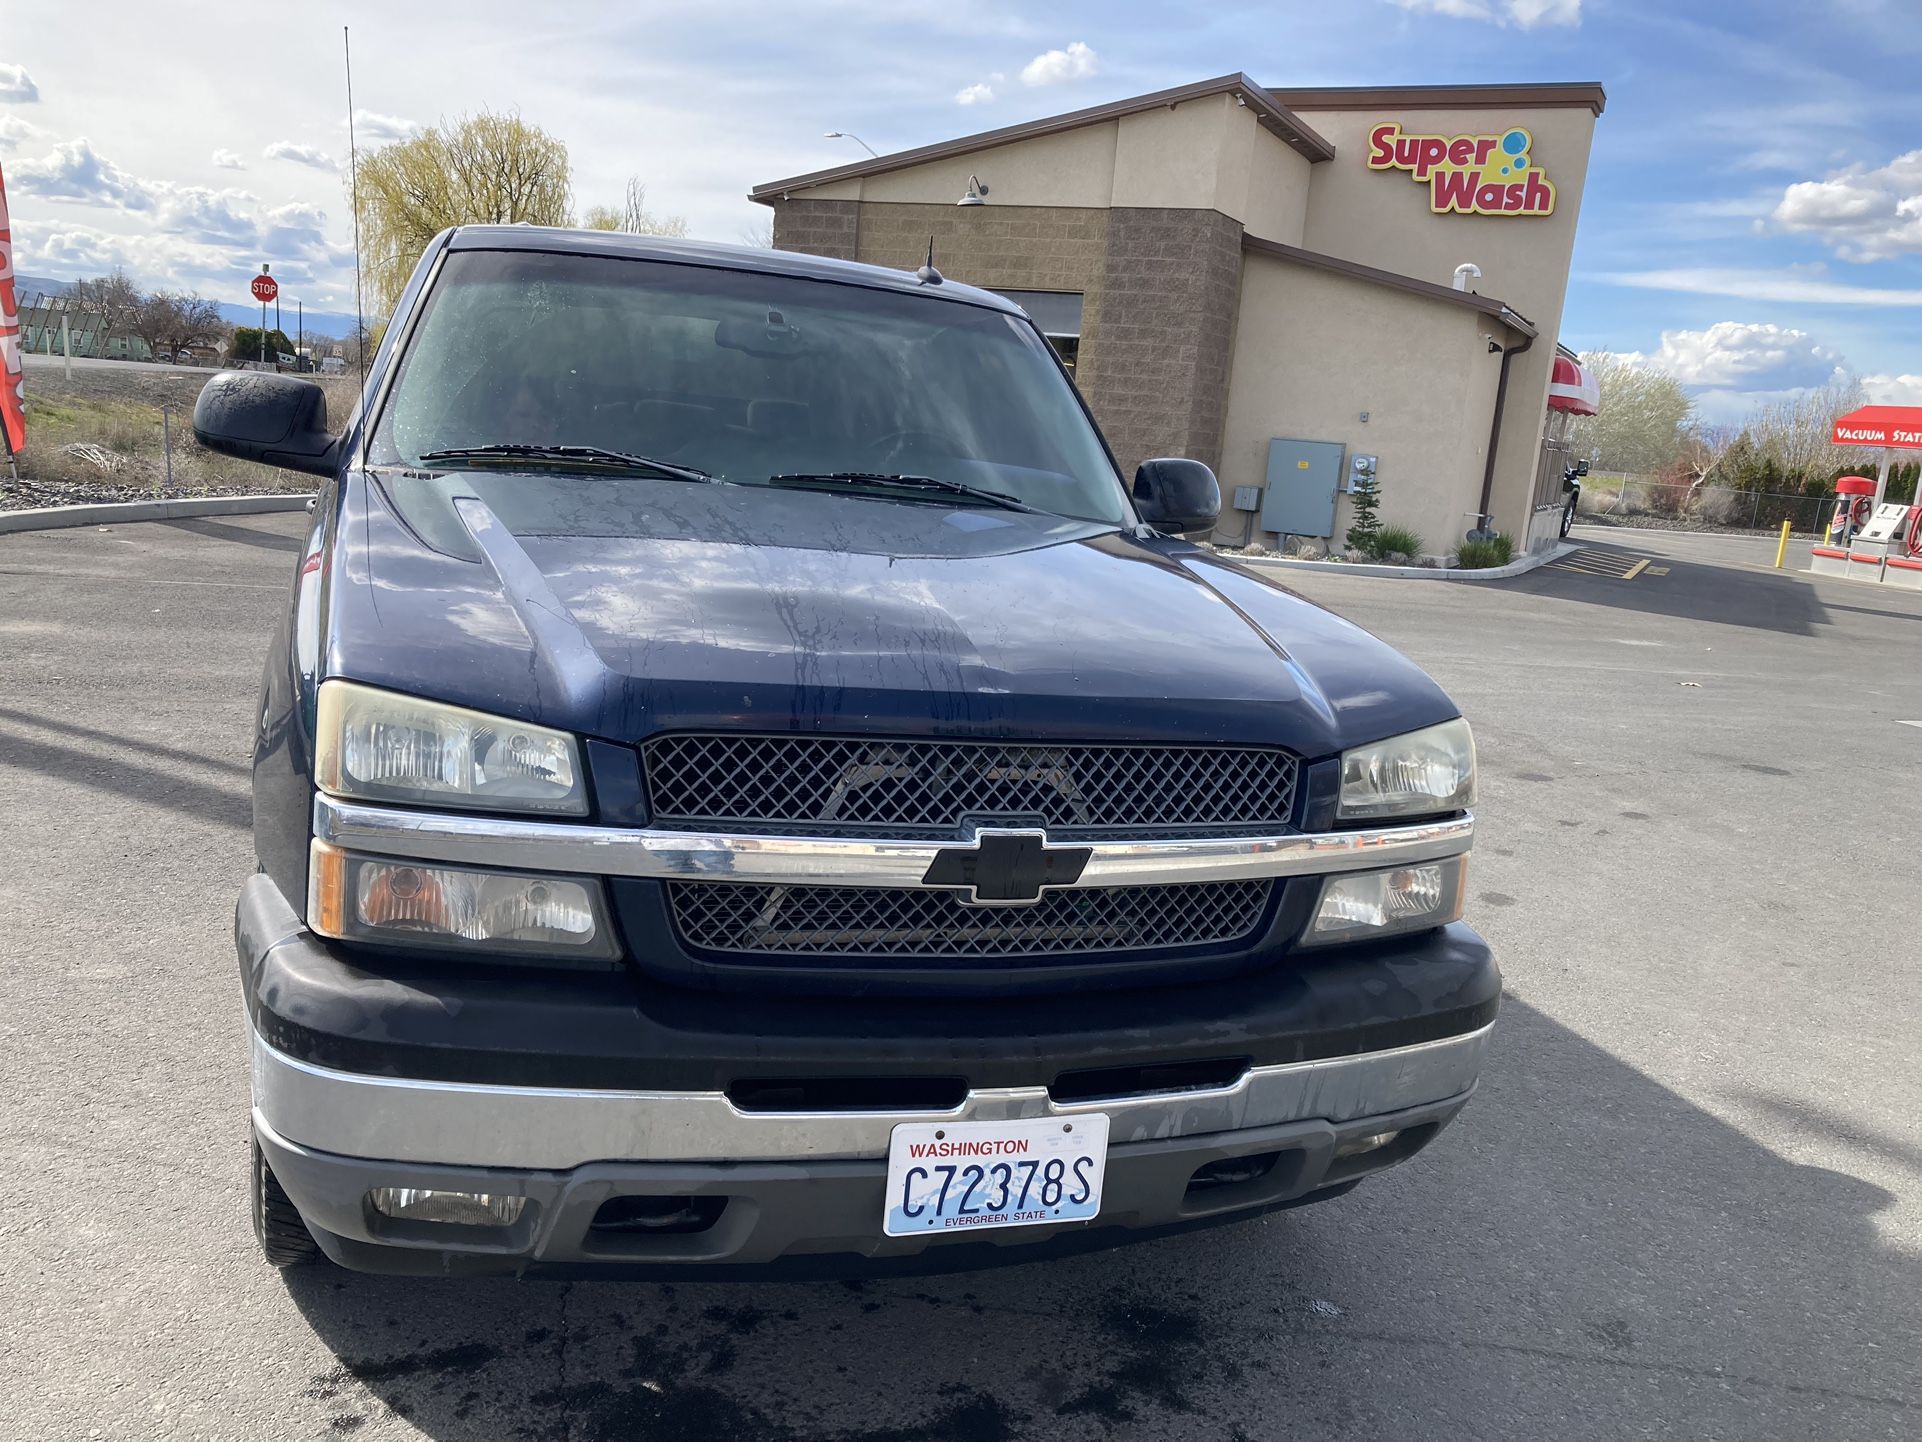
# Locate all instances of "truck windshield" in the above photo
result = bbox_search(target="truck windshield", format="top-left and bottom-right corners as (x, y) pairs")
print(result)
(369, 249), (1133, 526)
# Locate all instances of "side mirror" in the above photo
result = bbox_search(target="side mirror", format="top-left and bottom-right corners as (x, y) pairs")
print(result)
(192, 371), (341, 477)
(1132, 457), (1220, 535)
(1576, 459), (1590, 476)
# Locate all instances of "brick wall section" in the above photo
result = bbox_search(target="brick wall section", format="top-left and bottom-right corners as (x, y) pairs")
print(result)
(769, 198), (1245, 479)
(1091, 208), (1244, 476)
(768, 199), (859, 261)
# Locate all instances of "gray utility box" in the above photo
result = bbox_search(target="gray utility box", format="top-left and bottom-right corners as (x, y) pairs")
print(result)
(1259, 438), (1347, 538)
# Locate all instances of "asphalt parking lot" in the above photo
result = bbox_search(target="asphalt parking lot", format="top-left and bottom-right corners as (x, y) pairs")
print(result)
(2, 514), (1919, 1440)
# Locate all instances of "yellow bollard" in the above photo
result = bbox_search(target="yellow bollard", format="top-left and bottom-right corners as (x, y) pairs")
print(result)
(1775, 518), (1792, 569)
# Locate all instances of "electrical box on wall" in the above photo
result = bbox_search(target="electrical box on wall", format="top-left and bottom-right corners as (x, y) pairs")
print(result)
(1346, 454), (1378, 494)
(1231, 486), (1262, 512)
(1258, 438), (1346, 538)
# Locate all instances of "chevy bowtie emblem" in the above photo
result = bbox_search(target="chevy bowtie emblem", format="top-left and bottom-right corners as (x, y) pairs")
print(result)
(922, 829), (1092, 905)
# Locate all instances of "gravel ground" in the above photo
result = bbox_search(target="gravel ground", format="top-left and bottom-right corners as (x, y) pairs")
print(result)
(4, 359), (354, 510)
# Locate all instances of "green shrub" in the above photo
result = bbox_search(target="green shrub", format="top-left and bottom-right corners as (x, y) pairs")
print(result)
(1369, 524), (1427, 561)
(1455, 533), (1515, 570)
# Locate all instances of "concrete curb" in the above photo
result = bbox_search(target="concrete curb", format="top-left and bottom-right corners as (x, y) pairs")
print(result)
(0, 493), (315, 535)
(1230, 540), (1574, 583)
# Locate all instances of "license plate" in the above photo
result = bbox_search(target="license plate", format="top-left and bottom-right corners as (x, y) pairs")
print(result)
(883, 1115), (1109, 1237)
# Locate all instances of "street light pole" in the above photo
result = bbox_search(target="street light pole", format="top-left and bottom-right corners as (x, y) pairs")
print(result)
(824, 130), (880, 158)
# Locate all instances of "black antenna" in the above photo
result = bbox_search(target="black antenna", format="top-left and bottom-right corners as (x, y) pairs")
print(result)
(344, 26), (366, 387)
(915, 235), (943, 285)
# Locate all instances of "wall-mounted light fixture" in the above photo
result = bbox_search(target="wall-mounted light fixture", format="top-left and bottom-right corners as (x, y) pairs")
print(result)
(957, 175), (990, 207)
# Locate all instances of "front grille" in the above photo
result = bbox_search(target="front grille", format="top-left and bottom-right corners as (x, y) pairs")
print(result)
(667, 880), (1274, 959)
(642, 735), (1299, 837)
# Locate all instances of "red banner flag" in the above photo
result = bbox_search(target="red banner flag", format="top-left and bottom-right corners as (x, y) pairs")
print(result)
(0, 159), (24, 459)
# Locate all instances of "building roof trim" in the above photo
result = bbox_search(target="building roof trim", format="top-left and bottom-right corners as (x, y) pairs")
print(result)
(1272, 82), (1608, 117)
(1241, 234), (1539, 338)
(749, 73), (1337, 203)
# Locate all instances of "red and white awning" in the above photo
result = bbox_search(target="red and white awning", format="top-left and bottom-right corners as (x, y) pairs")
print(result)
(1548, 353), (1599, 416)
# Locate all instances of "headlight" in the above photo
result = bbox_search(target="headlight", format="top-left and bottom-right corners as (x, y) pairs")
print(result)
(1302, 856), (1466, 946)
(315, 680), (587, 815)
(1338, 718), (1475, 821)
(309, 841), (617, 961)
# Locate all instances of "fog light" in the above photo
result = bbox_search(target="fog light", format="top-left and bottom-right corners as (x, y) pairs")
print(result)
(1334, 1130), (1400, 1160)
(368, 1187), (526, 1227)
(1303, 855), (1467, 946)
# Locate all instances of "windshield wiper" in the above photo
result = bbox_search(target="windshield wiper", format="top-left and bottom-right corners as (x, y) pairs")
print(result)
(766, 471), (1040, 514)
(417, 444), (719, 484)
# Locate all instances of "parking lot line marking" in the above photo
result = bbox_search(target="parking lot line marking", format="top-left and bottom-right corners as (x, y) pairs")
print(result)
(1647, 566), (1670, 576)
(1623, 559), (1650, 580)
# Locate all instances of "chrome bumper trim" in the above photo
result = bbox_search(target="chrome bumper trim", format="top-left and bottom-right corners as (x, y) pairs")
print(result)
(251, 1023), (1493, 1170)
(312, 794), (1472, 891)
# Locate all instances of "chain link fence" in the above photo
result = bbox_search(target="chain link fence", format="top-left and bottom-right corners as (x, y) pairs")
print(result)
(1574, 473), (1875, 537)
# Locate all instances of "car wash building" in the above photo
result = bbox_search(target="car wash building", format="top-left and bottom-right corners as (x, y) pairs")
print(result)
(752, 74), (1605, 557)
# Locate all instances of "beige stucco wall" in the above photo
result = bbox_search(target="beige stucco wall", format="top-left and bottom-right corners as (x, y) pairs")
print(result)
(1238, 125), (1312, 246)
(799, 124), (1120, 208)
(1216, 251), (1506, 560)
(777, 93), (1313, 236)
(1288, 102), (1597, 547)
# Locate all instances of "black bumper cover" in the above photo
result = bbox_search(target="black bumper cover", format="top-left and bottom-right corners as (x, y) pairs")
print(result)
(238, 874), (1500, 1093)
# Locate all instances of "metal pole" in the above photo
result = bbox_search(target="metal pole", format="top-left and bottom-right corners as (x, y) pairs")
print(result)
(161, 406), (174, 492)
(1874, 446), (1892, 510)
(61, 314), (72, 378)
(298, 301), (303, 365)
(1775, 519), (1791, 568)
(260, 295), (267, 364)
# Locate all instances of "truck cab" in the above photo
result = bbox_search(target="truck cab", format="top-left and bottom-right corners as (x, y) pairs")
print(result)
(198, 227), (1496, 1275)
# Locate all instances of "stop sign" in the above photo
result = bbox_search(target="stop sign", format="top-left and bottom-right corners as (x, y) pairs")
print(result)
(251, 273), (279, 303)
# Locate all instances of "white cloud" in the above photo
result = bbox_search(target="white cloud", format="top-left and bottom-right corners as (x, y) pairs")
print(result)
(211, 148), (245, 170)
(1388, 0), (1579, 26)
(1020, 41), (1097, 86)
(10, 137), (155, 210)
(1864, 373), (1922, 405)
(1771, 149), (1922, 261)
(263, 141), (337, 171)
(156, 186), (264, 246)
(0, 114), (47, 150)
(1595, 267), (1922, 307)
(1639, 322), (1848, 391)
(350, 109), (419, 142)
(0, 63), (38, 103)
(955, 81), (995, 105)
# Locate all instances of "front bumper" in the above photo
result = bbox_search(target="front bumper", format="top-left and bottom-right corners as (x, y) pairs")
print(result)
(239, 873), (1498, 1273)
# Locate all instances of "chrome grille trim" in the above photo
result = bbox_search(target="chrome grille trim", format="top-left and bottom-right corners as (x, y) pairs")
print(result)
(641, 734), (1301, 836)
(313, 795), (1474, 890)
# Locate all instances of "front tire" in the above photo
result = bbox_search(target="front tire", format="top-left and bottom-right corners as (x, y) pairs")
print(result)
(1560, 500), (1576, 538)
(252, 1137), (323, 1268)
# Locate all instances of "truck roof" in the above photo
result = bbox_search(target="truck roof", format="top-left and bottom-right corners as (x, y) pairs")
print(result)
(445, 225), (1023, 315)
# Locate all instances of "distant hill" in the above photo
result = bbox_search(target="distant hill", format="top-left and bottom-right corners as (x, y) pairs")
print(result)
(12, 272), (359, 341)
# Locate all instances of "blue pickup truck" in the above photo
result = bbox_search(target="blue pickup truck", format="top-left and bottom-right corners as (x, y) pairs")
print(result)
(198, 227), (1494, 1276)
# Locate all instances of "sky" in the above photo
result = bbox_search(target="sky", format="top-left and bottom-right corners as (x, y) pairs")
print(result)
(3, 0), (1920, 420)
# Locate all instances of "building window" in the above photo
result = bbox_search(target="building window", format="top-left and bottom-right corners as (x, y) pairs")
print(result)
(994, 290), (1083, 375)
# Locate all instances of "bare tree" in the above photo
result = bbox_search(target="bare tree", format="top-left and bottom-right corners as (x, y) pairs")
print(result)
(69, 269), (141, 312)
(737, 217), (775, 249)
(1679, 421), (1738, 508)
(1748, 376), (1871, 482)
(1567, 352), (1695, 475)
(583, 177), (689, 237)
(159, 294), (223, 358)
(128, 292), (177, 357)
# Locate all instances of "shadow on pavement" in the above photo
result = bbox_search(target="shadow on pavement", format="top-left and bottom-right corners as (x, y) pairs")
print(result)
(280, 1000), (1919, 1440)
(157, 515), (304, 553)
(0, 719), (250, 830)
(1517, 538), (1834, 637)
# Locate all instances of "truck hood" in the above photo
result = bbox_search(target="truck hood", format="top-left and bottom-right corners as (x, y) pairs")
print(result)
(323, 471), (1458, 755)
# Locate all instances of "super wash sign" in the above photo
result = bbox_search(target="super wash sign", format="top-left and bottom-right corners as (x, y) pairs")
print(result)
(1367, 124), (1557, 217)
